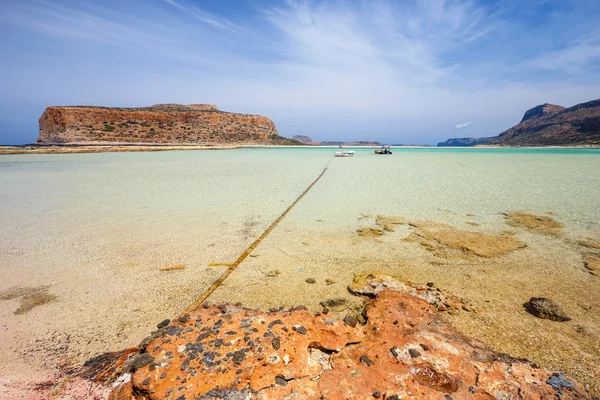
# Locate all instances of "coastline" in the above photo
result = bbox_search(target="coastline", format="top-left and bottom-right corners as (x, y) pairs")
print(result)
(0, 143), (243, 155)
(2, 143), (599, 155)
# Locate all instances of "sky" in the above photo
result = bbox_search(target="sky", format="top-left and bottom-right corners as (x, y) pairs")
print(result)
(1, 0), (599, 145)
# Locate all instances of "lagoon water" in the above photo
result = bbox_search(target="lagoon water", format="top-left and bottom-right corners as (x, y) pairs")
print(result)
(1, 147), (600, 390)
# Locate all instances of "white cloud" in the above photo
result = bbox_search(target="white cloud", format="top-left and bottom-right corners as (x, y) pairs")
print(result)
(1, 0), (600, 144)
(456, 122), (472, 129)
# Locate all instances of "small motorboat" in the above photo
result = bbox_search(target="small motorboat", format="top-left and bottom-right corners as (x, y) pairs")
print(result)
(335, 150), (355, 157)
(375, 145), (392, 155)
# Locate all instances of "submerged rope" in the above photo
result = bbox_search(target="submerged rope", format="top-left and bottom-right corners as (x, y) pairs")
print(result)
(186, 158), (333, 312)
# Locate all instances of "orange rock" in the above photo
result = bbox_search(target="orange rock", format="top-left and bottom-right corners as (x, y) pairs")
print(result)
(38, 105), (295, 145)
(110, 290), (590, 399)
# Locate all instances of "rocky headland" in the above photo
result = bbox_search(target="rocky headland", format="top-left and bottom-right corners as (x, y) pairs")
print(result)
(438, 98), (600, 147)
(38, 104), (300, 146)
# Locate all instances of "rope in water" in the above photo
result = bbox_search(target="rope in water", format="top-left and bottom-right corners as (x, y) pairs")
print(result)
(186, 157), (333, 312)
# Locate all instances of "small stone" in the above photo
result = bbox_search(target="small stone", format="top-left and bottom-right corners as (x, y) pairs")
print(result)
(420, 343), (431, 351)
(408, 349), (421, 358)
(524, 298), (571, 321)
(359, 355), (374, 366)
(142, 378), (150, 386)
(325, 279), (335, 285)
(232, 351), (246, 364)
(462, 304), (472, 312)
(356, 314), (366, 325)
(272, 337), (281, 350)
(426, 282), (435, 288)
(373, 391), (381, 399)
(267, 270), (280, 277)
(343, 315), (358, 328)
(275, 376), (288, 386)
(546, 373), (574, 390)
(157, 319), (170, 329)
(296, 326), (307, 335)
(305, 278), (316, 284)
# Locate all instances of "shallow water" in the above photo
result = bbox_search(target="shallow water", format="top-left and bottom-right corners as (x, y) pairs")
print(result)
(1, 147), (599, 390)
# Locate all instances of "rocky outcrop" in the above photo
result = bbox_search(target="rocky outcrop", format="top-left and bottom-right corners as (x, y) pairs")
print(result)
(519, 103), (565, 123)
(438, 99), (600, 147)
(97, 275), (588, 399)
(38, 104), (300, 145)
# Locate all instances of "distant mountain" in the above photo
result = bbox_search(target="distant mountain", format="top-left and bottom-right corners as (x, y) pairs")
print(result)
(437, 99), (600, 147)
(292, 135), (319, 145)
(437, 137), (494, 147)
(292, 135), (381, 146)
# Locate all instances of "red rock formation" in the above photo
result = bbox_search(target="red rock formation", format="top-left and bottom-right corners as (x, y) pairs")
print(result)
(107, 289), (589, 399)
(38, 104), (299, 145)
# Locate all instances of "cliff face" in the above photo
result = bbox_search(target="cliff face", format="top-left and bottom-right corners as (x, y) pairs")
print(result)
(438, 99), (600, 147)
(38, 104), (298, 145)
(488, 99), (600, 146)
(519, 103), (565, 123)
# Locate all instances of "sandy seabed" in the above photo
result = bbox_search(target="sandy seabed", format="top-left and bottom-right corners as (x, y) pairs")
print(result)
(1, 147), (599, 397)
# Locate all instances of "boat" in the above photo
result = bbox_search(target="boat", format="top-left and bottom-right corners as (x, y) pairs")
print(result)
(335, 150), (355, 157)
(375, 145), (392, 155)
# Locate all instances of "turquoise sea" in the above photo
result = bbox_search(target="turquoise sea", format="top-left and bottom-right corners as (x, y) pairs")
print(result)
(1, 147), (599, 387)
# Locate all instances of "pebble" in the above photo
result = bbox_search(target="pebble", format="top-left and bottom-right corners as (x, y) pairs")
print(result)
(408, 349), (421, 358)
(296, 326), (307, 335)
(343, 315), (358, 328)
(157, 319), (170, 329)
(359, 355), (374, 366)
(275, 376), (288, 386)
(305, 278), (316, 284)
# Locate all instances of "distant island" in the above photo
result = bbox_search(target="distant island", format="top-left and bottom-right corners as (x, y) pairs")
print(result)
(292, 135), (381, 146)
(438, 98), (600, 147)
(38, 104), (301, 146)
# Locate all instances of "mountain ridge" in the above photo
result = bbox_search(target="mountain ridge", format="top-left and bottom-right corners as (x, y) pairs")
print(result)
(437, 98), (600, 147)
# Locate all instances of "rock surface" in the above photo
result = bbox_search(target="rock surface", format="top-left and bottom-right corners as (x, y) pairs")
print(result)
(38, 104), (300, 145)
(107, 287), (588, 399)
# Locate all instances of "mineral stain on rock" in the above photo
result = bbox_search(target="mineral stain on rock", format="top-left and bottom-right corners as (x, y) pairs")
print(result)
(0, 285), (56, 315)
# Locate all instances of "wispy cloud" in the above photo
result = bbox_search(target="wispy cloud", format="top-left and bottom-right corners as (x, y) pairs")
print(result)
(1, 0), (599, 144)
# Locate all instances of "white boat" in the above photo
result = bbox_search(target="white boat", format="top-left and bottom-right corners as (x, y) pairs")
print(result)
(335, 150), (355, 157)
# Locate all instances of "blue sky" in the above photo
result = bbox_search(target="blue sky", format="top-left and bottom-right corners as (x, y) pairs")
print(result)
(1, 0), (599, 145)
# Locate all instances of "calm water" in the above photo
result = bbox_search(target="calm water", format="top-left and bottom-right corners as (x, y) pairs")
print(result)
(1, 147), (599, 281)
(1, 147), (600, 381)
